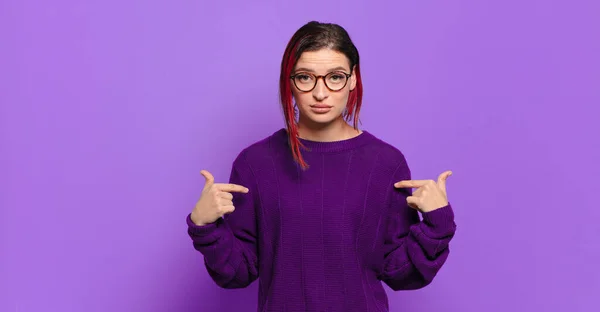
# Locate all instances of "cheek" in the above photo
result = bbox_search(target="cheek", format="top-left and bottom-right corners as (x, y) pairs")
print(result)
(293, 91), (311, 106)
(332, 90), (351, 106)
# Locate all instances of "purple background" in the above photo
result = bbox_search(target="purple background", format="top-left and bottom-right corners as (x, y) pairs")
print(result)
(1, 0), (599, 311)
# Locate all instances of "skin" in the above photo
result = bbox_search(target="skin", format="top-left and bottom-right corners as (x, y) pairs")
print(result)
(191, 170), (247, 226)
(190, 50), (453, 226)
(395, 171), (453, 213)
(291, 49), (361, 142)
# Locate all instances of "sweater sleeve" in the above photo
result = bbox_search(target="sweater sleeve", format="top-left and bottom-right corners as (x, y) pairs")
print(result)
(186, 153), (259, 289)
(379, 160), (457, 291)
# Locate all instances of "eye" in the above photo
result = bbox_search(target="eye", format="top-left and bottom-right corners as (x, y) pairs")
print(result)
(295, 74), (313, 83)
(327, 72), (347, 83)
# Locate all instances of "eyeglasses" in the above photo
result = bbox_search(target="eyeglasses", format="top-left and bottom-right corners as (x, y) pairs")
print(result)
(290, 71), (352, 92)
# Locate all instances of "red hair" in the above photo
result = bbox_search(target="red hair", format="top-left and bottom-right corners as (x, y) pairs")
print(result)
(279, 21), (364, 170)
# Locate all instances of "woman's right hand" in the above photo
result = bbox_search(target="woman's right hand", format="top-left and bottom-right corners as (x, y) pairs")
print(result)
(190, 170), (249, 226)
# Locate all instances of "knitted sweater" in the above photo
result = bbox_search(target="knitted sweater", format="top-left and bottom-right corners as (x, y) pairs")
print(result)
(186, 128), (456, 312)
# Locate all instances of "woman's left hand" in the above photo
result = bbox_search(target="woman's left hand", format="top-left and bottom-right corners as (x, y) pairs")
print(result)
(394, 171), (452, 213)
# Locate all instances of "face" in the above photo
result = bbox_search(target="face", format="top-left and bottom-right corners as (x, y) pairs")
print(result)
(291, 49), (357, 126)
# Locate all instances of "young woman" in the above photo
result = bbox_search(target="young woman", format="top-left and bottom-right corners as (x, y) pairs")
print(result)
(186, 21), (456, 312)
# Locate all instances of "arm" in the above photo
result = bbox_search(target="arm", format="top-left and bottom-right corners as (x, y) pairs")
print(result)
(379, 162), (456, 291)
(186, 154), (259, 288)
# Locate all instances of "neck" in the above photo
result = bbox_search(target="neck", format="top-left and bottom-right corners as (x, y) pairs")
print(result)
(296, 116), (362, 142)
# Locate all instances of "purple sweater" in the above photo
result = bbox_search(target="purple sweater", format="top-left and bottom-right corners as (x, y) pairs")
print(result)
(186, 128), (456, 311)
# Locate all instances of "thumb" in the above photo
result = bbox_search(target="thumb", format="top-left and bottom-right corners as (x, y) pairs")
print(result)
(200, 170), (215, 190)
(437, 170), (452, 194)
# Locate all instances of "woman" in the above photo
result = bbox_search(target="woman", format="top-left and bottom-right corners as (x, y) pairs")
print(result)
(186, 21), (456, 312)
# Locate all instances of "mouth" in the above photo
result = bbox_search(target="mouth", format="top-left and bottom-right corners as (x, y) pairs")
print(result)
(309, 105), (333, 114)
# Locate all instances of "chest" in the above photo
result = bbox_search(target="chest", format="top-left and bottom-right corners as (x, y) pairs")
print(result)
(253, 155), (394, 237)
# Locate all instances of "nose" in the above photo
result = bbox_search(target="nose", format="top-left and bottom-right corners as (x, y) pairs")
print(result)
(312, 77), (329, 101)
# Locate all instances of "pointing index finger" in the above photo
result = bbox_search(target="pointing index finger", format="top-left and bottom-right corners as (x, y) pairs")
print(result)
(394, 180), (429, 188)
(216, 183), (249, 193)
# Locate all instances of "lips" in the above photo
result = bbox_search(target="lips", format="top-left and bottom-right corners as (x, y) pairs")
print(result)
(309, 105), (333, 114)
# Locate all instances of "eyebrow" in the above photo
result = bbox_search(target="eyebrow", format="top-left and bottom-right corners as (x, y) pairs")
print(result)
(294, 66), (349, 73)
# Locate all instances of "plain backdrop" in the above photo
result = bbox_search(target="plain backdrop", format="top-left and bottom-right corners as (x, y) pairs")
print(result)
(1, 0), (599, 311)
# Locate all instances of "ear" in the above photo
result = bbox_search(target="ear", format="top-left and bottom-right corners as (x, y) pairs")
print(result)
(349, 65), (357, 91)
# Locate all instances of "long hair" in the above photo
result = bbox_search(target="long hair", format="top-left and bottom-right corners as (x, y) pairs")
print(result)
(279, 21), (363, 170)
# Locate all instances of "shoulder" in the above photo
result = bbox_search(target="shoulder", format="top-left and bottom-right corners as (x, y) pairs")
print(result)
(231, 128), (288, 168)
(363, 130), (409, 166)
(362, 130), (412, 179)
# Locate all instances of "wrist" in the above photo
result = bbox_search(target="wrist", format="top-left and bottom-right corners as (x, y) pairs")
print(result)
(420, 200), (449, 213)
(186, 213), (221, 238)
(190, 212), (207, 226)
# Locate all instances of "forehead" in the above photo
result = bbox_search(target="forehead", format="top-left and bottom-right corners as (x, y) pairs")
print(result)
(294, 49), (350, 72)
